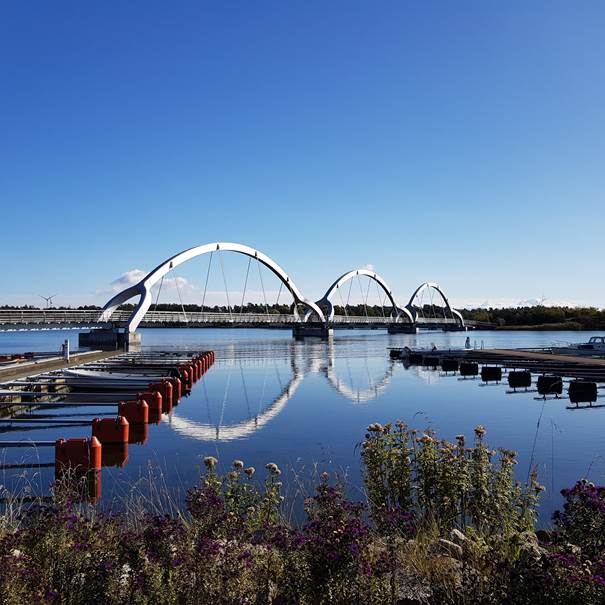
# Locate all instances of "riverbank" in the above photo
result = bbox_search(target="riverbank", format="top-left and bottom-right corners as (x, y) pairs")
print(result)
(0, 422), (603, 604)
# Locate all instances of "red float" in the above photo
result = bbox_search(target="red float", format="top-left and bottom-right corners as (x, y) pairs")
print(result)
(138, 390), (163, 423)
(55, 436), (102, 474)
(92, 416), (129, 444)
(118, 399), (149, 425)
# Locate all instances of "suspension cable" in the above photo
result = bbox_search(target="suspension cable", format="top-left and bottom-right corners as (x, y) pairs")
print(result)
(336, 284), (348, 317)
(375, 280), (386, 318)
(275, 282), (283, 309)
(346, 279), (354, 315)
(219, 253), (233, 320)
(357, 276), (368, 318)
(151, 275), (165, 315)
(240, 257), (252, 315)
(364, 276), (372, 318)
(173, 269), (188, 324)
(257, 260), (269, 317)
(201, 251), (214, 313)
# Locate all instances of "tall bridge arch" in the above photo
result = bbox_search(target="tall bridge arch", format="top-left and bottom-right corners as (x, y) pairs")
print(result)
(406, 282), (464, 327)
(309, 269), (414, 324)
(99, 242), (325, 332)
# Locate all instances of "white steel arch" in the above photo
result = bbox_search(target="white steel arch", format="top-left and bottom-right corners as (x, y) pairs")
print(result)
(313, 269), (414, 323)
(99, 242), (325, 332)
(406, 282), (464, 326)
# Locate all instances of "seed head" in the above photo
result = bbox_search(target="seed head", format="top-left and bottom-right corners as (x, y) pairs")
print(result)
(203, 456), (218, 468)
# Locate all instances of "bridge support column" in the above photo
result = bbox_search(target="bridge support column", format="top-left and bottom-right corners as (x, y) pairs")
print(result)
(387, 324), (418, 334)
(79, 329), (141, 351)
(292, 323), (333, 340)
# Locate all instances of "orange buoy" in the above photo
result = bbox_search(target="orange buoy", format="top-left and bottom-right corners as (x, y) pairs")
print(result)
(55, 436), (102, 475)
(101, 443), (128, 468)
(180, 368), (192, 392)
(161, 379), (173, 412)
(118, 399), (149, 425)
(92, 416), (129, 444)
(167, 377), (181, 403)
(149, 380), (173, 413)
(138, 390), (162, 424)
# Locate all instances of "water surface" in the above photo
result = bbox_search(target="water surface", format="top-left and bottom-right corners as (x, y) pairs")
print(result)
(1, 328), (604, 523)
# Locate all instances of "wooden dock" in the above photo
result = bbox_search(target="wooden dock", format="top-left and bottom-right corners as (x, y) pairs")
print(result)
(0, 350), (122, 382)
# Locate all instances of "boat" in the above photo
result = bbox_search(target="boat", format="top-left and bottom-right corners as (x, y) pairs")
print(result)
(62, 368), (170, 388)
(550, 336), (605, 357)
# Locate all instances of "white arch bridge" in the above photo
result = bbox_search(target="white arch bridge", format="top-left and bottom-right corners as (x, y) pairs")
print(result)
(0, 242), (472, 344)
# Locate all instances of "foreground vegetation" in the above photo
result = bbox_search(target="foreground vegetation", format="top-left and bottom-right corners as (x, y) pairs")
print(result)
(1, 424), (604, 604)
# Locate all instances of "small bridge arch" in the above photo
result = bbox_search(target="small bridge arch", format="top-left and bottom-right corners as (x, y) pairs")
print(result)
(99, 242), (325, 332)
(406, 282), (464, 327)
(310, 269), (414, 324)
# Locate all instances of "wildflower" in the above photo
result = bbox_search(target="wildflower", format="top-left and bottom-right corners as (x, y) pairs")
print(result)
(474, 425), (486, 437)
(233, 459), (244, 469)
(265, 462), (280, 475)
(321, 471), (330, 482)
(228, 470), (239, 480)
(244, 466), (255, 477)
(203, 456), (218, 468)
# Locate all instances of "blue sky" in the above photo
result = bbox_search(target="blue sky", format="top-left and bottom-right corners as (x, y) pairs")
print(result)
(1, 2), (604, 309)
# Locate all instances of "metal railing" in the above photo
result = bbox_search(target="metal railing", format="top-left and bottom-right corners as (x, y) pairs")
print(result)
(0, 309), (466, 327)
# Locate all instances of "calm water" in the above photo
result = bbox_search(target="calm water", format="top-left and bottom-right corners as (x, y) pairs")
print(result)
(1, 328), (604, 523)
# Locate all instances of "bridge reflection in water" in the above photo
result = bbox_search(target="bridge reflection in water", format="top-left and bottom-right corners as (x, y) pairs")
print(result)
(168, 341), (396, 442)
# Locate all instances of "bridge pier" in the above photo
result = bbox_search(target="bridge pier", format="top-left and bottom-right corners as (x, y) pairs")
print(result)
(292, 323), (333, 340)
(79, 328), (141, 351)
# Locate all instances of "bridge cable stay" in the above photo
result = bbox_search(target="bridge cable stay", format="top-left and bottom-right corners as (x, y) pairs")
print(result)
(218, 253), (233, 320)
(151, 275), (165, 315)
(256, 260), (270, 318)
(172, 266), (189, 324)
(239, 257), (252, 314)
(275, 282), (283, 309)
(375, 281), (386, 319)
(336, 283), (348, 318)
(364, 276), (372, 318)
(346, 278), (354, 312)
(357, 276), (369, 319)
(201, 251), (214, 313)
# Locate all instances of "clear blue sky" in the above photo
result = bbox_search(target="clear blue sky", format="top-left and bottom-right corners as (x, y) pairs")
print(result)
(1, 2), (603, 308)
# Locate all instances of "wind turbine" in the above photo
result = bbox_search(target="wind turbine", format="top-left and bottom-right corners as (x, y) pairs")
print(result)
(39, 294), (58, 308)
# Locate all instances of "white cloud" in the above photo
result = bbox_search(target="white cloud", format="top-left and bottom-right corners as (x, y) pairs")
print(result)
(109, 269), (147, 293)
(362, 263), (375, 272)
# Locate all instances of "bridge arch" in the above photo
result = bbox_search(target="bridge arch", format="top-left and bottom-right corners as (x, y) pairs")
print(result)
(99, 242), (325, 332)
(406, 282), (464, 327)
(311, 269), (414, 323)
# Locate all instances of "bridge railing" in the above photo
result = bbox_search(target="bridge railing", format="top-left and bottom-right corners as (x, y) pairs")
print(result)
(0, 309), (466, 327)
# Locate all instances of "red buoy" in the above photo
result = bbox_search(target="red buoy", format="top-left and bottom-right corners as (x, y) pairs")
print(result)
(149, 380), (173, 413)
(180, 368), (192, 392)
(138, 390), (162, 423)
(92, 416), (129, 444)
(118, 399), (149, 425)
(55, 436), (102, 475)
(167, 377), (181, 403)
